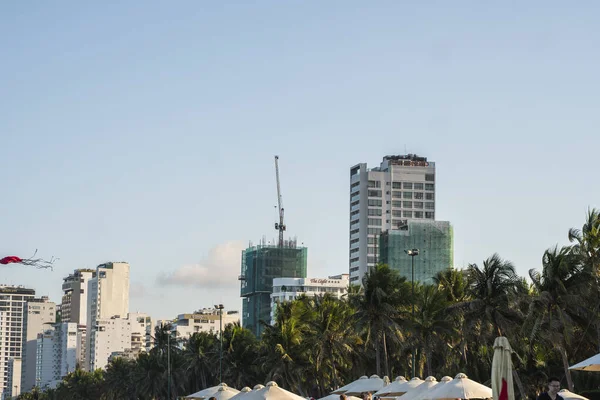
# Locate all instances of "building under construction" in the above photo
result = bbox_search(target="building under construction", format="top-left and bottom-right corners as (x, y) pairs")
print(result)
(379, 220), (453, 284)
(240, 238), (307, 337)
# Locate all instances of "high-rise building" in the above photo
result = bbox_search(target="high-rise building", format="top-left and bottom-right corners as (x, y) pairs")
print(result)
(379, 220), (454, 284)
(61, 269), (94, 325)
(0, 285), (35, 399)
(87, 317), (132, 371)
(349, 154), (436, 284)
(240, 239), (307, 337)
(86, 262), (130, 371)
(21, 297), (56, 392)
(35, 322), (80, 389)
(170, 308), (239, 339)
(128, 312), (154, 354)
(4, 358), (21, 400)
(270, 274), (349, 324)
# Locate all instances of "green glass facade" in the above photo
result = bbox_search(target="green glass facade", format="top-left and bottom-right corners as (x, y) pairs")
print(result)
(379, 220), (453, 284)
(240, 244), (307, 337)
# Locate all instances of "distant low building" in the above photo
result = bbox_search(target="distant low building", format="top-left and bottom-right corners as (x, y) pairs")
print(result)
(170, 308), (239, 339)
(270, 274), (349, 324)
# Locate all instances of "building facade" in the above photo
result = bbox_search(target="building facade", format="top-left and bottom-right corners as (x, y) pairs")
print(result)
(128, 312), (154, 354)
(240, 239), (307, 337)
(21, 297), (56, 392)
(349, 154), (436, 284)
(0, 285), (35, 399)
(61, 269), (94, 325)
(3, 358), (21, 400)
(170, 308), (239, 339)
(35, 322), (80, 390)
(270, 274), (349, 324)
(87, 317), (132, 371)
(86, 262), (130, 371)
(379, 220), (453, 284)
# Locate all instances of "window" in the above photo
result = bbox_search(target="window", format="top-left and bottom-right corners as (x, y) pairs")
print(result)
(414, 211), (424, 218)
(351, 182), (360, 189)
(350, 257), (359, 263)
(414, 192), (424, 199)
(425, 202), (435, 209)
(392, 200), (402, 208)
(392, 191), (402, 198)
(350, 238), (359, 245)
(368, 218), (382, 226)
(425, 183), (434, 191)
(368, 208), (382, 216)
(350, 228), (359, 235)
(403, 182), (413, 189)
(368, 190), (382, 197)
(403, 192), (412, 199)
(368, 199), (382, 207)
(414, 183), (424, 190)
(367, 257), (377, 264)
(350, 266), (360, 273)
(425, 212), (434, 219)
(426, 193), (434, 200)
(425, 174), (435, 181)
(350, 248), (359, 254)
(368, 228), (381, 235)
(368, 247), (376, 254)
(392, 182), (402, 189)
(403, 201), (412, 208)
(368, 180), (381, 188)
(392, 210), (402, 217)
(351, 192), (360, 200)
(351, 210), (359, 217)
(414, 202), (424, 209)
(350, 219), (359, 226)
(351, 200), (359, 207)
(367, 237), (377, 244)
(403, 211), (412, 217)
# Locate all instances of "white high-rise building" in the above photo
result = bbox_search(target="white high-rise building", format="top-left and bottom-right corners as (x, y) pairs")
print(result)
(89, 317), (132, 371)
(349, 154), (436, 284)
(170, 308), (239, 339)
(128, 312), (154, 354)
(270, 274), (349, 324)
(21, 297), (56, 392)
(85, 262), (130, 371)
(0, 285), (35, 399)
(61, 269), (94, 325)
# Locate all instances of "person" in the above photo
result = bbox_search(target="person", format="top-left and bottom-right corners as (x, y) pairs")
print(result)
(361, 392), (372, 400)
(536, 377), (564, 400)
(340, 394), (347, 400)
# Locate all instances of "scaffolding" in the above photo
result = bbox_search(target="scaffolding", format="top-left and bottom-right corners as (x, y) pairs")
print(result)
(379, 220), (453, 284)
(239, 239), (307, 337)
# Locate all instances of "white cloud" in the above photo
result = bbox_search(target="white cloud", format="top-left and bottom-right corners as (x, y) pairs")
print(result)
(157, 241), (245, 288)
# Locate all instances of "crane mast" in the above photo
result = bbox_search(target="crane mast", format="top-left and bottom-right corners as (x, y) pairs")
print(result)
(274, 155), (286, 247)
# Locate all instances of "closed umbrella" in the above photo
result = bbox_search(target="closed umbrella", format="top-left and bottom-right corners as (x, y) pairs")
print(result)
(186, 383), (240, 400)
(333, 377), (369, 394)
(558, 390), (589, 400)
(420, 376), (453, 400)
(430, 373), (492, 399)
(569, 353), (600, 371)
(492, 337), (515, 400)
(344, 375), (385, 396)
(242, 381), (306, 400)
(399, 377), (438, 400)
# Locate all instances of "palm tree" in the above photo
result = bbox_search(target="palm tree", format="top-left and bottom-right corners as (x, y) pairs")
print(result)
(183, 331), (218, 392)
(351, 264), (409, 378)
(433, 268), (468, 303)
(524, 246), (594, 391)
(104, 357), (137, 400)
(222, 323), (261, 388)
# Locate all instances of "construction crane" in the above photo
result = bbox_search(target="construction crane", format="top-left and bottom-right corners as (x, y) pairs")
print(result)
(274, 155), (286, 247)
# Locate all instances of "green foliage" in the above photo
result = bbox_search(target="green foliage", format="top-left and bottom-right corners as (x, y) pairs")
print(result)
(19, 209), (600, 400)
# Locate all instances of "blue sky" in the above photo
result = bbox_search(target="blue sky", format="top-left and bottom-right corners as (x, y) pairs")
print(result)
(1, 1), (599, 319)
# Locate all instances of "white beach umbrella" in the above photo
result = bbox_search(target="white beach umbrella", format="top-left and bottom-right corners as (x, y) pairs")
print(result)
(333, 376), (369, 394)
(398, 377), (438, 400)
(429, 373), (492, 400)
(229, 387), (253, 400)
(569, 353), (600, 371)
(558, 390), (589, 400)
(492, 337), (515, 400)
(419, 376), (453, 400)
(344, 375), (386, 396)
(186, 383), (241, 400)
(242, 381), (306, 400)
(318, 394), (362, 400)
(376, 377), (423, 398)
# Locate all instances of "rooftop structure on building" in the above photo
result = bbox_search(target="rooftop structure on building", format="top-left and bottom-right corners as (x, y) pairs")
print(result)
(61, 269), (94, 325)
(270, 274), (349, 324)
(349, 154), (436, 284)
(240, 237), (307, 337)
(170, 307), (239, 339)
(379, 220), (454, 284)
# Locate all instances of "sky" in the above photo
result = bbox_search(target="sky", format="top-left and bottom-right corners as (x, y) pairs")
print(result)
(1, 1), (600, 320)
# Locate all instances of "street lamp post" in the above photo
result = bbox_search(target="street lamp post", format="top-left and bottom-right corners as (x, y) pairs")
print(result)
(215, 304), (225, 383)
(405, 248), (419, 378)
